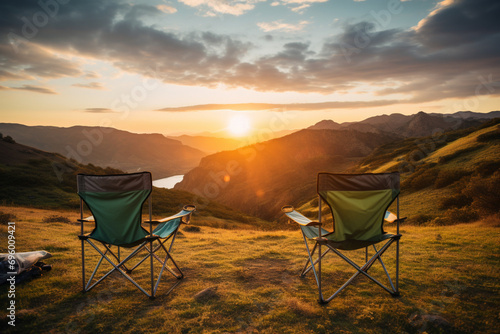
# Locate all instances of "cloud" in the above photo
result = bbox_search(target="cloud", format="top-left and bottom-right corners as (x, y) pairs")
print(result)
(178, 0), (264, 16)
(0, 0), (499, 107)
(10, 85), (57, 94)
(72, 82), (106, 90)
(257, 20), (310, 32)
(157, 4), (177, 14)
(82, 108), (116, 113)
(84, 71), (100, 79)
(158, 100), (401, 112)
(415, 0), (500, 48)
(272, 0), (328, 12)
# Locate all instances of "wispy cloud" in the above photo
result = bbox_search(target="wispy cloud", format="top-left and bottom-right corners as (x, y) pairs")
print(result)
(72, 82), (106, 90)
(157, 4), (177, 14)
(157, 100), (401, 112)
(257, 20), (310, 32)
(82, 108), (116, 113)
(9, 85), (58, 95)
(178, 0), (264, 16)
(84, 71), (100, 79)
(272, 0), (328, 13)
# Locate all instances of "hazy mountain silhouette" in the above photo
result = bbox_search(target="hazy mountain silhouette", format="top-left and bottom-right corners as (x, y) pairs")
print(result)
(307, 111), (498, 137)
(0, 123), (205, 178)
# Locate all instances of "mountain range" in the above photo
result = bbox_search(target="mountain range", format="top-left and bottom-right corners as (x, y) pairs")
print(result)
(0, 137), (265, 228)
(308, 110), (500, 137)
(0, 123), (205, 178)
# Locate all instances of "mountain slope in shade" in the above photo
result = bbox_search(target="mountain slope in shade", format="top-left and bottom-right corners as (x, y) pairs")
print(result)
(0, 123), (205, 178)
(175, 129), (398, 221)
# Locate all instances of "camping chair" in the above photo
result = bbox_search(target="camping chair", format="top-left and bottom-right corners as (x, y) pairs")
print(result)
(77, 172), (195, 299)
(282, 172), (405, 304)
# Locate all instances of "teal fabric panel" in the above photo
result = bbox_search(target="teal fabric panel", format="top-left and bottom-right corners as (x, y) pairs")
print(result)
(153, 209), (192, 238)
(320, 189), (395, 243)
(153, 218), (181, 238)
(79, 190), (150, 246)
(285, 210), (313, 225)
(301, 225), (331, 239)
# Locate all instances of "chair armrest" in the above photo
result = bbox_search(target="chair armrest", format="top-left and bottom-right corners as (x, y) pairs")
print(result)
(384, 211), (407, 223)
(78, 216), (94, 223)
(145, 205), (196, 225)
(281, 205), (322, 227)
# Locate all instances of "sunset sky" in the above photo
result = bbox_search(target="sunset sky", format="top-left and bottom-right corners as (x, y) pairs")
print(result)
(1, 0), (499, 136)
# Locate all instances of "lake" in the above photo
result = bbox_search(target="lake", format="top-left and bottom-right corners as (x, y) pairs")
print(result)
(152, 175), (184, 189)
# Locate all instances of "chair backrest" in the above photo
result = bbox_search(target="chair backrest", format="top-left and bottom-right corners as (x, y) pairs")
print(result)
(317, 172), (400, 242)
(77, 172), (152, 246)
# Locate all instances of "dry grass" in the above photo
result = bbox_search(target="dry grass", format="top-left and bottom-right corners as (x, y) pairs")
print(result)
(0, 205), (499, 333)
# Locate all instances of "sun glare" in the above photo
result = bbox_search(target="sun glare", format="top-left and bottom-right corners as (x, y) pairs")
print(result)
(227, 114), (251, 137)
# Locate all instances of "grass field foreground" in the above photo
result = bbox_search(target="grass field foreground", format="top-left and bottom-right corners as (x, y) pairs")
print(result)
(0, 205), (499, 333)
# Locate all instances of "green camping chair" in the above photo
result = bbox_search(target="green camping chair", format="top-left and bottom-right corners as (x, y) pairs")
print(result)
(282, 172), (405, 304)
(77, 172), (195, 299)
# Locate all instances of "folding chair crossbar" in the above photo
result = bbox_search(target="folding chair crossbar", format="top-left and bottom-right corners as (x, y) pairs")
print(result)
(322, 238), (398, 302)
(300, 232), (330, 277)
(84, 239), (152, 296)
(128, 229), (184, 279)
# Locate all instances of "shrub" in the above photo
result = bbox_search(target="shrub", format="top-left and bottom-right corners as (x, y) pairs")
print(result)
(445, 207), (479, 223)
(183, 225), (201, 233)
(474, 160), (500, 177)
(42, 215), (71, 224)
(0, 211), (15, 225)
(411, 214), (434, 225)
(476, 130), (500, 142)
(463, 171), (500, 215)
(437, 145), (483, 164)
(428, 216), (451, 226)
(402, 164), (438, 191)
(435, 169), (471, 188)
(439, 193), (472, 210)
(3, 135), (15, 144)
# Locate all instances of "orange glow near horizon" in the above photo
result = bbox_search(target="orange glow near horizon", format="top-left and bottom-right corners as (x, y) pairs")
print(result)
(227, 114), (252, 137)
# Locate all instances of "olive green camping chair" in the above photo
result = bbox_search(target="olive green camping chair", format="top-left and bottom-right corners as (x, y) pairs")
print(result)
(77, 172), (195, 299)
(282, 172), (405, 304)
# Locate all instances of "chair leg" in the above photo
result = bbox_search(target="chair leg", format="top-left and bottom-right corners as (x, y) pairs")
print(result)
(83, 240), (153, 297)
(81, 238), (85, 293)
(306, 238), (400, 304)
(150, 239), (155, 299)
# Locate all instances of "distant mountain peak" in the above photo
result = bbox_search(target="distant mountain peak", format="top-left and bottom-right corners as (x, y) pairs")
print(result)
(308, 119), (341, 130)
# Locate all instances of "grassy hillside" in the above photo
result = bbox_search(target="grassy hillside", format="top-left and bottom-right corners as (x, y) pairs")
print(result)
(0, 206), (498, 333)
(0, 140), (266, 229)
(353, 119), (500, 225)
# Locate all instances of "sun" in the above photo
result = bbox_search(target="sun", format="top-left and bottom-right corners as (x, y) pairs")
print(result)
(227, 114), (251, 137)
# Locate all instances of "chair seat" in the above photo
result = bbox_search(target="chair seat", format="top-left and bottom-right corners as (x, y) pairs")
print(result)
(80, 232), (160, 247)
(320, 233), (401, 250)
